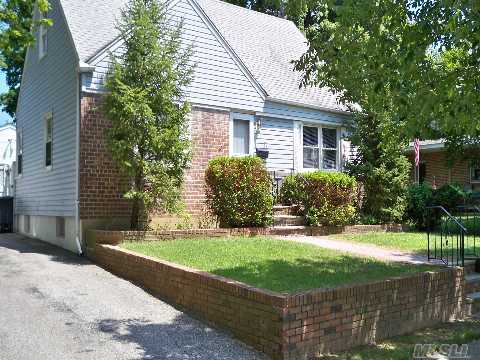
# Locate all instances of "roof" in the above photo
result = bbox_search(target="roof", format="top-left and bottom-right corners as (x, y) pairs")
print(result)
(60, 0), (346, 113)
(406, 139), (445, 152)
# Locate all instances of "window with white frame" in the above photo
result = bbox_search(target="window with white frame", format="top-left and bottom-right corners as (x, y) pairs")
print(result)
(17, 128), (23, 176)
(45, 113), (53, 168)
(230, 114), (254, 156)
(38, 12), (48, 59)
(471, 164), (480, 183)
(302, 125), (339, 170)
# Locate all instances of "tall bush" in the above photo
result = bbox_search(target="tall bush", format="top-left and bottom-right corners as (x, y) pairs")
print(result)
(433, 183), (471, 210)
(205, 156), (273, 228)
(298, 171), (357, 226)
(405, 183), (434, 229)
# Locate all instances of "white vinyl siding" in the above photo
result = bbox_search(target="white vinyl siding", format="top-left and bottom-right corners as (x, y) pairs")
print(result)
(255, 117), (294, 172)
(15, 0), (78, 217)
(83, 0), (265, 112)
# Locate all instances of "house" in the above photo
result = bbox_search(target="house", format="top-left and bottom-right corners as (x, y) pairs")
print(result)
(15, 0), (352, 253)
(406, 140), (480, 191)
(0, 124), (16, 196)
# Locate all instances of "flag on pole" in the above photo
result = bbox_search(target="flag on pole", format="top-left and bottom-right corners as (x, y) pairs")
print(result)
(414, 139), (420, 167)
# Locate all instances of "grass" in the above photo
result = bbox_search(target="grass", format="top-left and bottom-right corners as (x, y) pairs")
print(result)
(332, 231), (479, 256)
(121, 236), (434, 293)
(332, 232), (428, 254)
(319, 318), (480, 359)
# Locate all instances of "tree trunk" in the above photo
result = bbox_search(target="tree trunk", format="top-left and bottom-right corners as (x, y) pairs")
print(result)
(130, 171), (144, 230)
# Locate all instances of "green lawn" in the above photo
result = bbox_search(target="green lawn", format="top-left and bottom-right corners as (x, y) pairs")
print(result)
(121, 237), (434, 293)
(332, 232), (428, 254)
(319, 318), (480, 360)
(332, 231), (479, 256)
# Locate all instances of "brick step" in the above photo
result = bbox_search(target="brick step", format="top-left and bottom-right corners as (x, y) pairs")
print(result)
(465, 292), (480, 316)
(466, 273), (480, 294)
(273, 205), (299, 216)
(274, 215), (305, 227)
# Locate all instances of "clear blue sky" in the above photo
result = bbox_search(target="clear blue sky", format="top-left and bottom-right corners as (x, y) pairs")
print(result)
(0, 72), (13, 125)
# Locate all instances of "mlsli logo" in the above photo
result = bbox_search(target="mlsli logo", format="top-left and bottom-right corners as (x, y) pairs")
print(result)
(413, 344), (470, 359)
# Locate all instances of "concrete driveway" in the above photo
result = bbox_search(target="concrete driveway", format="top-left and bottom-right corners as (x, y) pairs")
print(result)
(0, 234), (266, 360)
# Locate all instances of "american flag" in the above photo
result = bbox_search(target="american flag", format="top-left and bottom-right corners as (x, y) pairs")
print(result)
(414, 139), (420, 167)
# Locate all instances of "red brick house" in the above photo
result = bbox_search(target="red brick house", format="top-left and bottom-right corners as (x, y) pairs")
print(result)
(407, 140), (480, 191)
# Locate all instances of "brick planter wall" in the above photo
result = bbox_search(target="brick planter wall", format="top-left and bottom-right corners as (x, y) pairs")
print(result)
(87, 234), (465, 360)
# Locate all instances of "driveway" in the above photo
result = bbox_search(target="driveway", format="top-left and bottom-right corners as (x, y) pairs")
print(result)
(0, 234), (266, 360)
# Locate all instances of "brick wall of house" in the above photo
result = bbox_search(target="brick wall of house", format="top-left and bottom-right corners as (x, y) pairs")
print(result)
(184, 107), (230, 214)
(88, 235), (465, 360)
(79, 94), (230, 220)
(79, 93), (132, 220)
(410, 150), (472, 188)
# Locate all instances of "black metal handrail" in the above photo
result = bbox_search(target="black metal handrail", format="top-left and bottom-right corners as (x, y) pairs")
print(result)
(455, 205), (480, 258)
(427, 206), (466, 267)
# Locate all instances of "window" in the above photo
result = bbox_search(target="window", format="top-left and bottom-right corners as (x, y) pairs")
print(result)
(230, 114), (254, 156)
(17, 128), (23, 176)
(471, 165), (480, 183)
(56, 217), (65, 238)
(45, 113), (53, 168)
(302, 126), (339, 170)
(38, 13), (48, 59)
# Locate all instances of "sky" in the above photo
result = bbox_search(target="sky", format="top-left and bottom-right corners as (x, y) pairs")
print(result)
(0, 72), (13, 126)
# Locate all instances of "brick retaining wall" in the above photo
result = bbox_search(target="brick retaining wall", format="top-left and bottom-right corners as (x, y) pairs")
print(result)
(87, 224), (409, 246)
(87, 234), (465, 360)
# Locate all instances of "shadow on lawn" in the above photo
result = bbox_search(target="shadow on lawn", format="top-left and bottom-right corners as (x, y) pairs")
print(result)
(211, 256), (429, 293)
(96, 316), (267, 360)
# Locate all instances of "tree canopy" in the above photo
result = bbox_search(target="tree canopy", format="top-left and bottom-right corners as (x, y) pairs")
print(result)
(0, 0), (50, 118)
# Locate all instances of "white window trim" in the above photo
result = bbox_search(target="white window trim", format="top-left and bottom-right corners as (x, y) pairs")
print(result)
(44, 112), (53, 171)
(16, 127), (23, 178)
(471, 165), (480, 184)
(38, 12), (48, 60)
(299, 123), (341, 173)
(229, 112), (255, 156)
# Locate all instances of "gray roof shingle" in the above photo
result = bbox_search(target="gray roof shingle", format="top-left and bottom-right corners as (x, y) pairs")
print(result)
(60, 0), (346, 112)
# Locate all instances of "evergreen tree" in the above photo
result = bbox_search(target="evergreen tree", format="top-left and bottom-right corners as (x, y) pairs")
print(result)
(104, 0), (194, 230)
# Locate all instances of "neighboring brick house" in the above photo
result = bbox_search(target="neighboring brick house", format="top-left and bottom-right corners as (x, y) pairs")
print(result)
(406, 140), (480, 191)
(15, 0), (353, 253)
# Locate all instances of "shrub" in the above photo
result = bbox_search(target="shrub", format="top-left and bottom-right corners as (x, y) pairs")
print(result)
(405, 183), (434, 229)
(205, 156), (273, 228)
(299, 171), (358, 226)
(432, 183), (471, 210)
(279, 174), (303, 206)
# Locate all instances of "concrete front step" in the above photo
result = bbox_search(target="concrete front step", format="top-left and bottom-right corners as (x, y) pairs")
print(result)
(463, 259), (478, 275)
(273, 205), (299, 216)
(466, 291), (480, 316)
(466, 273), (480, 294)
(274, 215), (305, 227)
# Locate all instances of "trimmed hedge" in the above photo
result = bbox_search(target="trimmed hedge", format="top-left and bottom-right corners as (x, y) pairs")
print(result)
(205, 156), (273, 228)
(280, 171), (358, 226)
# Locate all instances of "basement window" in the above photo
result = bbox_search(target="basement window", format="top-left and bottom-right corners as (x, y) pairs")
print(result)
(56, 217), (65, 238)
(24, 215), (30, 234)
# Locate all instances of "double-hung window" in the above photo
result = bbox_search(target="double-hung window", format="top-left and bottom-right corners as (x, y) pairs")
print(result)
(17, 128), (23, 176)
(471, 164), (480, 183)
(39, 12), (48, 59)
(302, 126), (339, 170)
(230, 113), (254, 156)
(45, 113), (53, 169)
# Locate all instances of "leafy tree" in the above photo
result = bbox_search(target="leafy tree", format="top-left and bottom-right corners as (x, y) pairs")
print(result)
(0, 0), (50, 118)
(104, 0), (194, 230)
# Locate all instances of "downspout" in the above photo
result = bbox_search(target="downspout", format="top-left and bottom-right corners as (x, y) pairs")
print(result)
(74, 69), (83, 256)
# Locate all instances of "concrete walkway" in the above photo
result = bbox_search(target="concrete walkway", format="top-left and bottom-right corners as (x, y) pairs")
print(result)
(277, 235), (435, 265)
(0, 234), (266, 360)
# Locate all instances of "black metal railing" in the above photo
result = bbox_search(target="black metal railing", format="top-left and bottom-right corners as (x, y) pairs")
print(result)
(269, 169), (295, 205)
(427, 206), (467, 267)
(454, 205), (480, 258)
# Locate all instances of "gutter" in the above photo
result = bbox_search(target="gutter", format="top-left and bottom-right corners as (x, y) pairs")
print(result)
(73, 64), (96, 256)
(266, 96), (352, 116)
